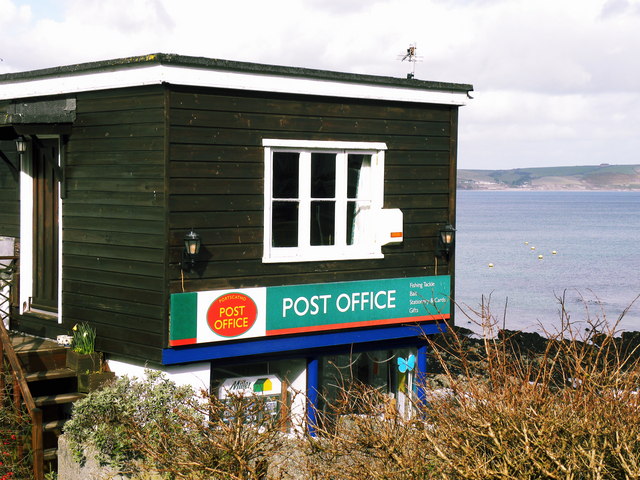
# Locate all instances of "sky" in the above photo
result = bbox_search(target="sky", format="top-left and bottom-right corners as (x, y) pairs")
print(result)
(1, 0), (639, 170)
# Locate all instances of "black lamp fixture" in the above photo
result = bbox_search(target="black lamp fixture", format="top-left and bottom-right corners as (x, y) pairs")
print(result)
(15, 136), (28, 153)
(181, 229), (201, 271)
(436, 224), (456, 259)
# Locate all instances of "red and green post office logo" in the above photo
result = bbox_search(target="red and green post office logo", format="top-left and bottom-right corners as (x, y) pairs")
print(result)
(207, 293), (258, 337)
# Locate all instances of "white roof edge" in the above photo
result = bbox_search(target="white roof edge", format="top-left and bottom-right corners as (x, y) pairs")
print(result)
(0, 63), (469, 106)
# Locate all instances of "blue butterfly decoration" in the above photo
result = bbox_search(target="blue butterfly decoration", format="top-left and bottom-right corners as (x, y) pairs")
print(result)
(397, 354), (416, 373)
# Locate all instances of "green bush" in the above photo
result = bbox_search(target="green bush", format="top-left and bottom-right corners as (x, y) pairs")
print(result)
(64, 370), (286, 479)
(63, 370), (196, 471)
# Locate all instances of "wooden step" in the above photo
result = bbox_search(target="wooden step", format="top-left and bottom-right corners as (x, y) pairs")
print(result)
(11, 334), (69, 373)
(9, 332), (62, 353)
(25, 367), (77, 382)
(18, 349), (69, 372)
(34, 392), (85, 407)
(43, 418), (68, 432)
(44, 448), (58, 462)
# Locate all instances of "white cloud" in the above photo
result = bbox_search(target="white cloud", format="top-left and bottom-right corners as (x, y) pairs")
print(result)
(65, 0), (174, 33)
(1, 0), (639, 169)
(0, 0), (31, 23)
(600, 0), (640, 17)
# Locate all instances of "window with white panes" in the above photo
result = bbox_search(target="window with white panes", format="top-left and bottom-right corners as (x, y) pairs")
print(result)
(263, 140), (387, 263)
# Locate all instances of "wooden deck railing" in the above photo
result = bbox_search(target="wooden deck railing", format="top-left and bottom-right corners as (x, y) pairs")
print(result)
(0, 256), (44, 480)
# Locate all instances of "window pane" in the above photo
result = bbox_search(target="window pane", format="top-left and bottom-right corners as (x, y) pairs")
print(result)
(311, 153), (336, 198)
(272, 201), (298, 247)
(273, 152), (299, 198)
(347, 201), (357, 245)
(310, 201), (335, 246)
(347, 154), (369, 198)
(347, 155), (371, 245)
(346, 200), (369, 246)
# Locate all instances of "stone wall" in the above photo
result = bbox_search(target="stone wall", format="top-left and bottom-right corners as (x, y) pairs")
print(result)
(57, 435), (128, 480)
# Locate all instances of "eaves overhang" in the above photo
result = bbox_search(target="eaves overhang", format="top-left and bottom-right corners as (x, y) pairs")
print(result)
(0, 53), (474, 106)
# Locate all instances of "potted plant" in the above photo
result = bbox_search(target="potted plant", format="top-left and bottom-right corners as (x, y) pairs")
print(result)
(66, 322), (101, 372)
(77, 369), (115, 393)
(66, 322), (115, 392)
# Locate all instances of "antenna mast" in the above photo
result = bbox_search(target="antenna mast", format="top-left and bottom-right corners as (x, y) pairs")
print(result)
(398, 43), (422, 79)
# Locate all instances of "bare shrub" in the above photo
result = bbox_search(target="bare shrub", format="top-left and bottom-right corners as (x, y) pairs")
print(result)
(126, 391), (287, 479)
(64, 295), (640, 479)
(301, 381), (436, 480)
(304, 295), (640, 480)
(421, 296), (640, 480)
(0, 362), (33, 480)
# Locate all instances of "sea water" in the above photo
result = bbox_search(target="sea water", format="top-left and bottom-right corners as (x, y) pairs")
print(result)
(455, 191), (640, 334)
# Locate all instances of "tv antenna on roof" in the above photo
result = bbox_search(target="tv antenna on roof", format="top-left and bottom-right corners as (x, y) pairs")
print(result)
(397, 43), (422, 79)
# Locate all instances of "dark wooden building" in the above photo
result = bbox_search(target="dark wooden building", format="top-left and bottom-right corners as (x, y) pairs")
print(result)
(0, 53), (472, 424)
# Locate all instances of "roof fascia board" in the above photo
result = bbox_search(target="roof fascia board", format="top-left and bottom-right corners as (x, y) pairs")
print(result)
(163, 65), (469, 105)
(0, 63), (469, 106)
(0, 65), (166, 100)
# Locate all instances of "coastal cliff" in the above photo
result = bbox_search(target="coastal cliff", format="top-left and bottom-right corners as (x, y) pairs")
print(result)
(458, 164), (640, 190)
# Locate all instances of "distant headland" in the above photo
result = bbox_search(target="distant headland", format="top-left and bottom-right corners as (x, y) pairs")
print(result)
(458, 164), (640, 190)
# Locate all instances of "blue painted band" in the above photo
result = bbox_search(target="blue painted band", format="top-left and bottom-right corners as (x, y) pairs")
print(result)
(416, 344), (428, 405)
(162, 321), (447, 365)
(307, 357), (319, 436)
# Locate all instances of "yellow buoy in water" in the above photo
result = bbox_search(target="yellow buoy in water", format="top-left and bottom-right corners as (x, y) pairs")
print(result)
(538, 255), (543, 260)
(524, 241), (529, 245)
(488, 263), (494, 268)
(552, 250), (557, 255)
(531, 246), (536, 250)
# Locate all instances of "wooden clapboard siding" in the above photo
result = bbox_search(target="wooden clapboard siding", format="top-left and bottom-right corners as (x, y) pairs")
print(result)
(168, 86), (456, 292)
(169, 126), (451, 151)
(0, 141), (20, 238)
(58, 85), (167, 362)
(170, 89), (452, 121)
(170, 259), (440, 293)
(448, 108), (459, 298)
(169, 110), (450, 137)
(9, 79), (458, 363)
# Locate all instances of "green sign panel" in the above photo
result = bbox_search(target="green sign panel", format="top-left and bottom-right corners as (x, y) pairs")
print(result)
(266, 275), (450, 335)
(169, 275), (450, 346)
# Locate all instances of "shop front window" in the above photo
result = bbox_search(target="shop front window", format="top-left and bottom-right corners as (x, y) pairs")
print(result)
(317, 347), (416, 421)
(211, 359), (307, 431)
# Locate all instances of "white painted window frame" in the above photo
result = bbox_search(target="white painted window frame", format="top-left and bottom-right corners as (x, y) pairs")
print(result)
(263, 139), (387, 263)
(19, 136), (63, 323)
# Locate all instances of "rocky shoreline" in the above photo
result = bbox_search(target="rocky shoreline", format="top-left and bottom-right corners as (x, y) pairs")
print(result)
(425, 326), (640, 385)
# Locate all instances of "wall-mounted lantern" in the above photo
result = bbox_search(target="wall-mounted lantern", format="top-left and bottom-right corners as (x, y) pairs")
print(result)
(436, 224), (455, 259)
(15, 136), (28, 153)
(181, 229), (201, 271)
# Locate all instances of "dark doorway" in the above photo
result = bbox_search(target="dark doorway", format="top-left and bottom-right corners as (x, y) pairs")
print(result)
(31, 138), (59, 313)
